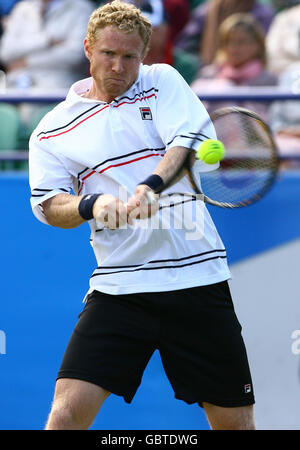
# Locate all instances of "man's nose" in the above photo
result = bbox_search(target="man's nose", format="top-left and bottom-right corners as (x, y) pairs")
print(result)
(112, 57), (123, 73)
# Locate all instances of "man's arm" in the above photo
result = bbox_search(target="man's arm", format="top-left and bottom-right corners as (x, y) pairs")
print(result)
(153, 145), (188, 185)
(43, 193), (128, 229)
(126, 146), (188, 221)
(42, 194), (85, 229)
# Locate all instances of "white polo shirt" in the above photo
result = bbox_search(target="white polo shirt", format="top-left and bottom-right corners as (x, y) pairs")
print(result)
(29, 63), (231, 296)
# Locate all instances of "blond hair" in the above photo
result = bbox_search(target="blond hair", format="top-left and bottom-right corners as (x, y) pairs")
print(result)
(86, 1), (152, 56)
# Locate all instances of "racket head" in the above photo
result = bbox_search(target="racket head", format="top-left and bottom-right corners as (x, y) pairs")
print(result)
(187, 106), (280, 208)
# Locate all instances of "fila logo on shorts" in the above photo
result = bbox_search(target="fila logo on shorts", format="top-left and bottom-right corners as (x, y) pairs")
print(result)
(140, 107), (152, 120)
(244, 384), (252, 393)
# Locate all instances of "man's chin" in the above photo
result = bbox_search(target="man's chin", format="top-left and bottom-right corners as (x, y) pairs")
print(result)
(108, 86), (127, 98)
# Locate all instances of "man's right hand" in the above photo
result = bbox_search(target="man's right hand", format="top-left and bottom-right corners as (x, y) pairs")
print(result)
(93, 194), (128, 229)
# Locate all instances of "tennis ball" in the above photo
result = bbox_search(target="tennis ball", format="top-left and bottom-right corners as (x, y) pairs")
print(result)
(197, 139), (225, 164)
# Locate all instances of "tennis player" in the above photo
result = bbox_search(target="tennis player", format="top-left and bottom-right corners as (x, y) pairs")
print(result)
(29, 0), (256, 430)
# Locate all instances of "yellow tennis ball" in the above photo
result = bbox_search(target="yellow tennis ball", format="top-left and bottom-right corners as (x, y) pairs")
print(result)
(197, 139), (225, 164)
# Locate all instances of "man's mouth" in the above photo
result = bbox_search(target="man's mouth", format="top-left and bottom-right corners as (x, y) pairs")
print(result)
(109, 78), (125, 83)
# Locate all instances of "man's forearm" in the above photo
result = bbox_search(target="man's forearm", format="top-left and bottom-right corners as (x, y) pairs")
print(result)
(42, 193), (129, 230)
(153, 146), (188, 187)
(42, 194), (84, 229)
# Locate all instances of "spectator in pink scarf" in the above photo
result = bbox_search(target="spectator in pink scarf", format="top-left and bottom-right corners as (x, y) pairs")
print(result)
(191, 12), (277, 119)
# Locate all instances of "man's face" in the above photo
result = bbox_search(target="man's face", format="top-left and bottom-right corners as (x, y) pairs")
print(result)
(84, 26), (145, 102)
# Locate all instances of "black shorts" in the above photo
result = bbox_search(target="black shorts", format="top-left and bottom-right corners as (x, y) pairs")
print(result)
(57, 281), (255, 408)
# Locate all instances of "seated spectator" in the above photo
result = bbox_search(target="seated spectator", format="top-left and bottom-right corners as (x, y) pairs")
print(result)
(0, 0), (95, 90)
(266, 1), (300, 75)
(0, 0), (95, 155)
(137, 0), (170, 65)
(0, 1), (19, 70)
(269, 60), (300, 162)
(163, 0), (190, 46)
(0, 13), (4, 72)
(175, 0), (275, 67)
(163, 0), (193, 82)
(191, 13), (277, 119)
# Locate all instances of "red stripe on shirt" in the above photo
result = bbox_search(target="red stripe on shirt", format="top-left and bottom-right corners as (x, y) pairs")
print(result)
(39, 93), (157, 142)
(39, 104), (110, 141)
(78, 152), (163, 194)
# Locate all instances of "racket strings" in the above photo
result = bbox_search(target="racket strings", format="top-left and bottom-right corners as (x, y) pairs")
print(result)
(191, 111), (278, 206)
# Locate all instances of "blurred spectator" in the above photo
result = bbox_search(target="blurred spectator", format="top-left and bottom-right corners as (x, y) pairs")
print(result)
(162, 0), (191, 71)
(0, 0), (95, 89)
(191, 13), (277, 118)
(0, 2), (20, 69)
(266, 1), (300, 75)
(136, 0), (170, 65)
(270, 61), (300, 160)
(175, 0), (275, 66)
(0, 1), (21, 62)
(0, 10), (4, 72)
(0, 0), (94, 161)
(164, 0), (190, 44)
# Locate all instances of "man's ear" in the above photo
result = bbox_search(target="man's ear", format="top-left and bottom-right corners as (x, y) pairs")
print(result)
(83, 38), (91, 61)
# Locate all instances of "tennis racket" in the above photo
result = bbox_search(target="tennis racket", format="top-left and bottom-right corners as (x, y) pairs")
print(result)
(148, 106), (279, 209)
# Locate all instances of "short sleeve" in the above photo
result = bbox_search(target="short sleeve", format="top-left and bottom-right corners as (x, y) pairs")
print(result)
(154, 65), (219, 171)
(29, 131), (74, 224)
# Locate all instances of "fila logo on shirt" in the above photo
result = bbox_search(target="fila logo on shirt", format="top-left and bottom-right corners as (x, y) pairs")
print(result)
(139, 107), (152, 120)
